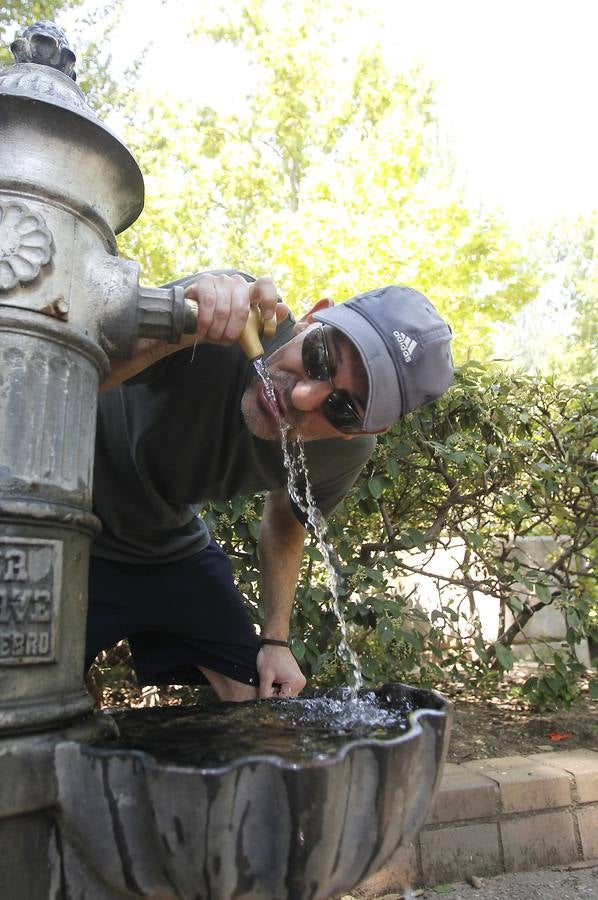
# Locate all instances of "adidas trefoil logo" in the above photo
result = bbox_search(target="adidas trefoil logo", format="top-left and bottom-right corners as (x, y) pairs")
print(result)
(393, 330), (418, 362)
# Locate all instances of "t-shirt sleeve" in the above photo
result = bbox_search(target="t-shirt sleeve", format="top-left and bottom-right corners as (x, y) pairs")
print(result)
(123, 354), (177, 387)
(288, 435), (377, 525)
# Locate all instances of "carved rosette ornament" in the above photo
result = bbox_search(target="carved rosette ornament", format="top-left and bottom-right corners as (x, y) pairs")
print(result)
(0, 201), (54, 290)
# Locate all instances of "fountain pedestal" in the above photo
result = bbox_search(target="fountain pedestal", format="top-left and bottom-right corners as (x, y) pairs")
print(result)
(0, 21), (196, 897)
(0, 23), (197, 737)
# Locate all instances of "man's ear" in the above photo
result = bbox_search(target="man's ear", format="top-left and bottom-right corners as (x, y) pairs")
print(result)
(293, 297), (335, 334)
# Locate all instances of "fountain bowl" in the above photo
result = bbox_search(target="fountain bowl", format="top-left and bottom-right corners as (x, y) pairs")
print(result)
(53, 683), (451, 899)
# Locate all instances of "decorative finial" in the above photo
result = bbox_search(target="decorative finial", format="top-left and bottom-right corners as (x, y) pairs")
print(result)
(10, 22), (77, 81)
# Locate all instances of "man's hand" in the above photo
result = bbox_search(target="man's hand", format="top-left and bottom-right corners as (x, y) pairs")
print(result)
(182, 273), (279, 348)
(256, 645), (307, 699)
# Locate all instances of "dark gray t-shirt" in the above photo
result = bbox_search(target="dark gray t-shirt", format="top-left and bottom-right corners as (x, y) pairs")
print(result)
(92, 313), (376, 563)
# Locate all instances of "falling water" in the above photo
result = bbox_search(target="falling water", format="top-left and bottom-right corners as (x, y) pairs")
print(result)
(253, 357), (363, 694)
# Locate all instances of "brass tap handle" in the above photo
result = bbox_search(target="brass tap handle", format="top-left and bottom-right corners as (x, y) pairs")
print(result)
(238, 307), (277, 360)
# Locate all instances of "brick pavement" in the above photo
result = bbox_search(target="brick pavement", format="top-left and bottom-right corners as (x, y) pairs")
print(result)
(353, 748), (598, 896)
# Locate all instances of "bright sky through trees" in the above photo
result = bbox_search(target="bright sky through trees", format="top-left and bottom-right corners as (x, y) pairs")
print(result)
(103, 0), (597, 230)
(54, 0), (596, 379)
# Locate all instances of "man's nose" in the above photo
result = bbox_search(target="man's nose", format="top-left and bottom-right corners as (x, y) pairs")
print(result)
(290, 378), (331, 412)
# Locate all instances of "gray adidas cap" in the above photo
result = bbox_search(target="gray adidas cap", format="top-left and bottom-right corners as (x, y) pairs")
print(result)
(313, 285), (454, 432)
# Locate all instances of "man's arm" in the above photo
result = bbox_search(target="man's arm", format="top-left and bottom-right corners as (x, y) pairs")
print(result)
(98, 337), (182, 394)
(256, 487), (308, 699)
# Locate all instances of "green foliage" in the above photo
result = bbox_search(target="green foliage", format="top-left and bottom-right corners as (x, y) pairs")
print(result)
(519, 653), (585, 711)
(539, 215), (598, 384)
(67, 1), (136, 120)
(497, 214), (598, 384)
(0, 1), (84, 31)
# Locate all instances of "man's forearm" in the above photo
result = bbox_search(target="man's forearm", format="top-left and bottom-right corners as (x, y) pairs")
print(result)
(98, 338), (184, 394)
(258, 489), (306, 640)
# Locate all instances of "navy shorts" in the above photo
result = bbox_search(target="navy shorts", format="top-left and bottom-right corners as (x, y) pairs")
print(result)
(85, 539), (261, 687)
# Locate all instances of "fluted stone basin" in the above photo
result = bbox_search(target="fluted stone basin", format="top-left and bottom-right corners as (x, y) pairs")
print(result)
(53, 684), (451, 899)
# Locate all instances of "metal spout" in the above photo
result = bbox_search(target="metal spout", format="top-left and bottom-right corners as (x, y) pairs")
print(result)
(238, 306), (277, 359)
(137, 285), (198, 343)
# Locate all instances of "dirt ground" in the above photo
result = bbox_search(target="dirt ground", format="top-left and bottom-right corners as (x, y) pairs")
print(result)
(347, 862), (598, 899)
(443, 683), (597, 763)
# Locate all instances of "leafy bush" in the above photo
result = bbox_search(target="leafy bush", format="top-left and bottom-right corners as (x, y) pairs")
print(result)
(211, 364), (597, 706)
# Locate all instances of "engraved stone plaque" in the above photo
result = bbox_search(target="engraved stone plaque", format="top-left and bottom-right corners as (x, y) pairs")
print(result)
(0, 537), (61, 664)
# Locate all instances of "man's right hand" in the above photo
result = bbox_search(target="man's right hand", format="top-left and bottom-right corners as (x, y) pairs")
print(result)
(182, 272), (280, 348)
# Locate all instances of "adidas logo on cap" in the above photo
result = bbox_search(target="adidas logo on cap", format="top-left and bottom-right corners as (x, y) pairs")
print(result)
(393, 330), (418, 363)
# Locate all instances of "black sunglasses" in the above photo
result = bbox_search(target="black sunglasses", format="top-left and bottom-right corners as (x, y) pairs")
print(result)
(301, 325), (364, 434)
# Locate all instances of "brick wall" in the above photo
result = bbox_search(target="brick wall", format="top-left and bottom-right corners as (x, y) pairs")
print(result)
(355, 748), (598, 895)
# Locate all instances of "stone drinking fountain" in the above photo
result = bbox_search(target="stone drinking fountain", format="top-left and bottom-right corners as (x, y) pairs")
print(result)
(0, 23), (451, 900)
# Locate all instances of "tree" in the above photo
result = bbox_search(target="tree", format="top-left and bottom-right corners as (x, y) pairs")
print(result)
(540, 216), (597, 384)
(117, 0), (538, 362)
(495, 214), (597, 384)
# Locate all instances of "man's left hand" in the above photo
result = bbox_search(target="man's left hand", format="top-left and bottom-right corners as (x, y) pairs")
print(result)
(256, 645), (307, 699)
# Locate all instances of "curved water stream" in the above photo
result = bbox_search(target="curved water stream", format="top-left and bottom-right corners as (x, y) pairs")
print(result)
(253, 357), (363, 693)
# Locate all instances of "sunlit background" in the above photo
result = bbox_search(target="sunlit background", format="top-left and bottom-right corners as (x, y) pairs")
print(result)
(2, 0), (596, 379)
(105, 0), (598, 227)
